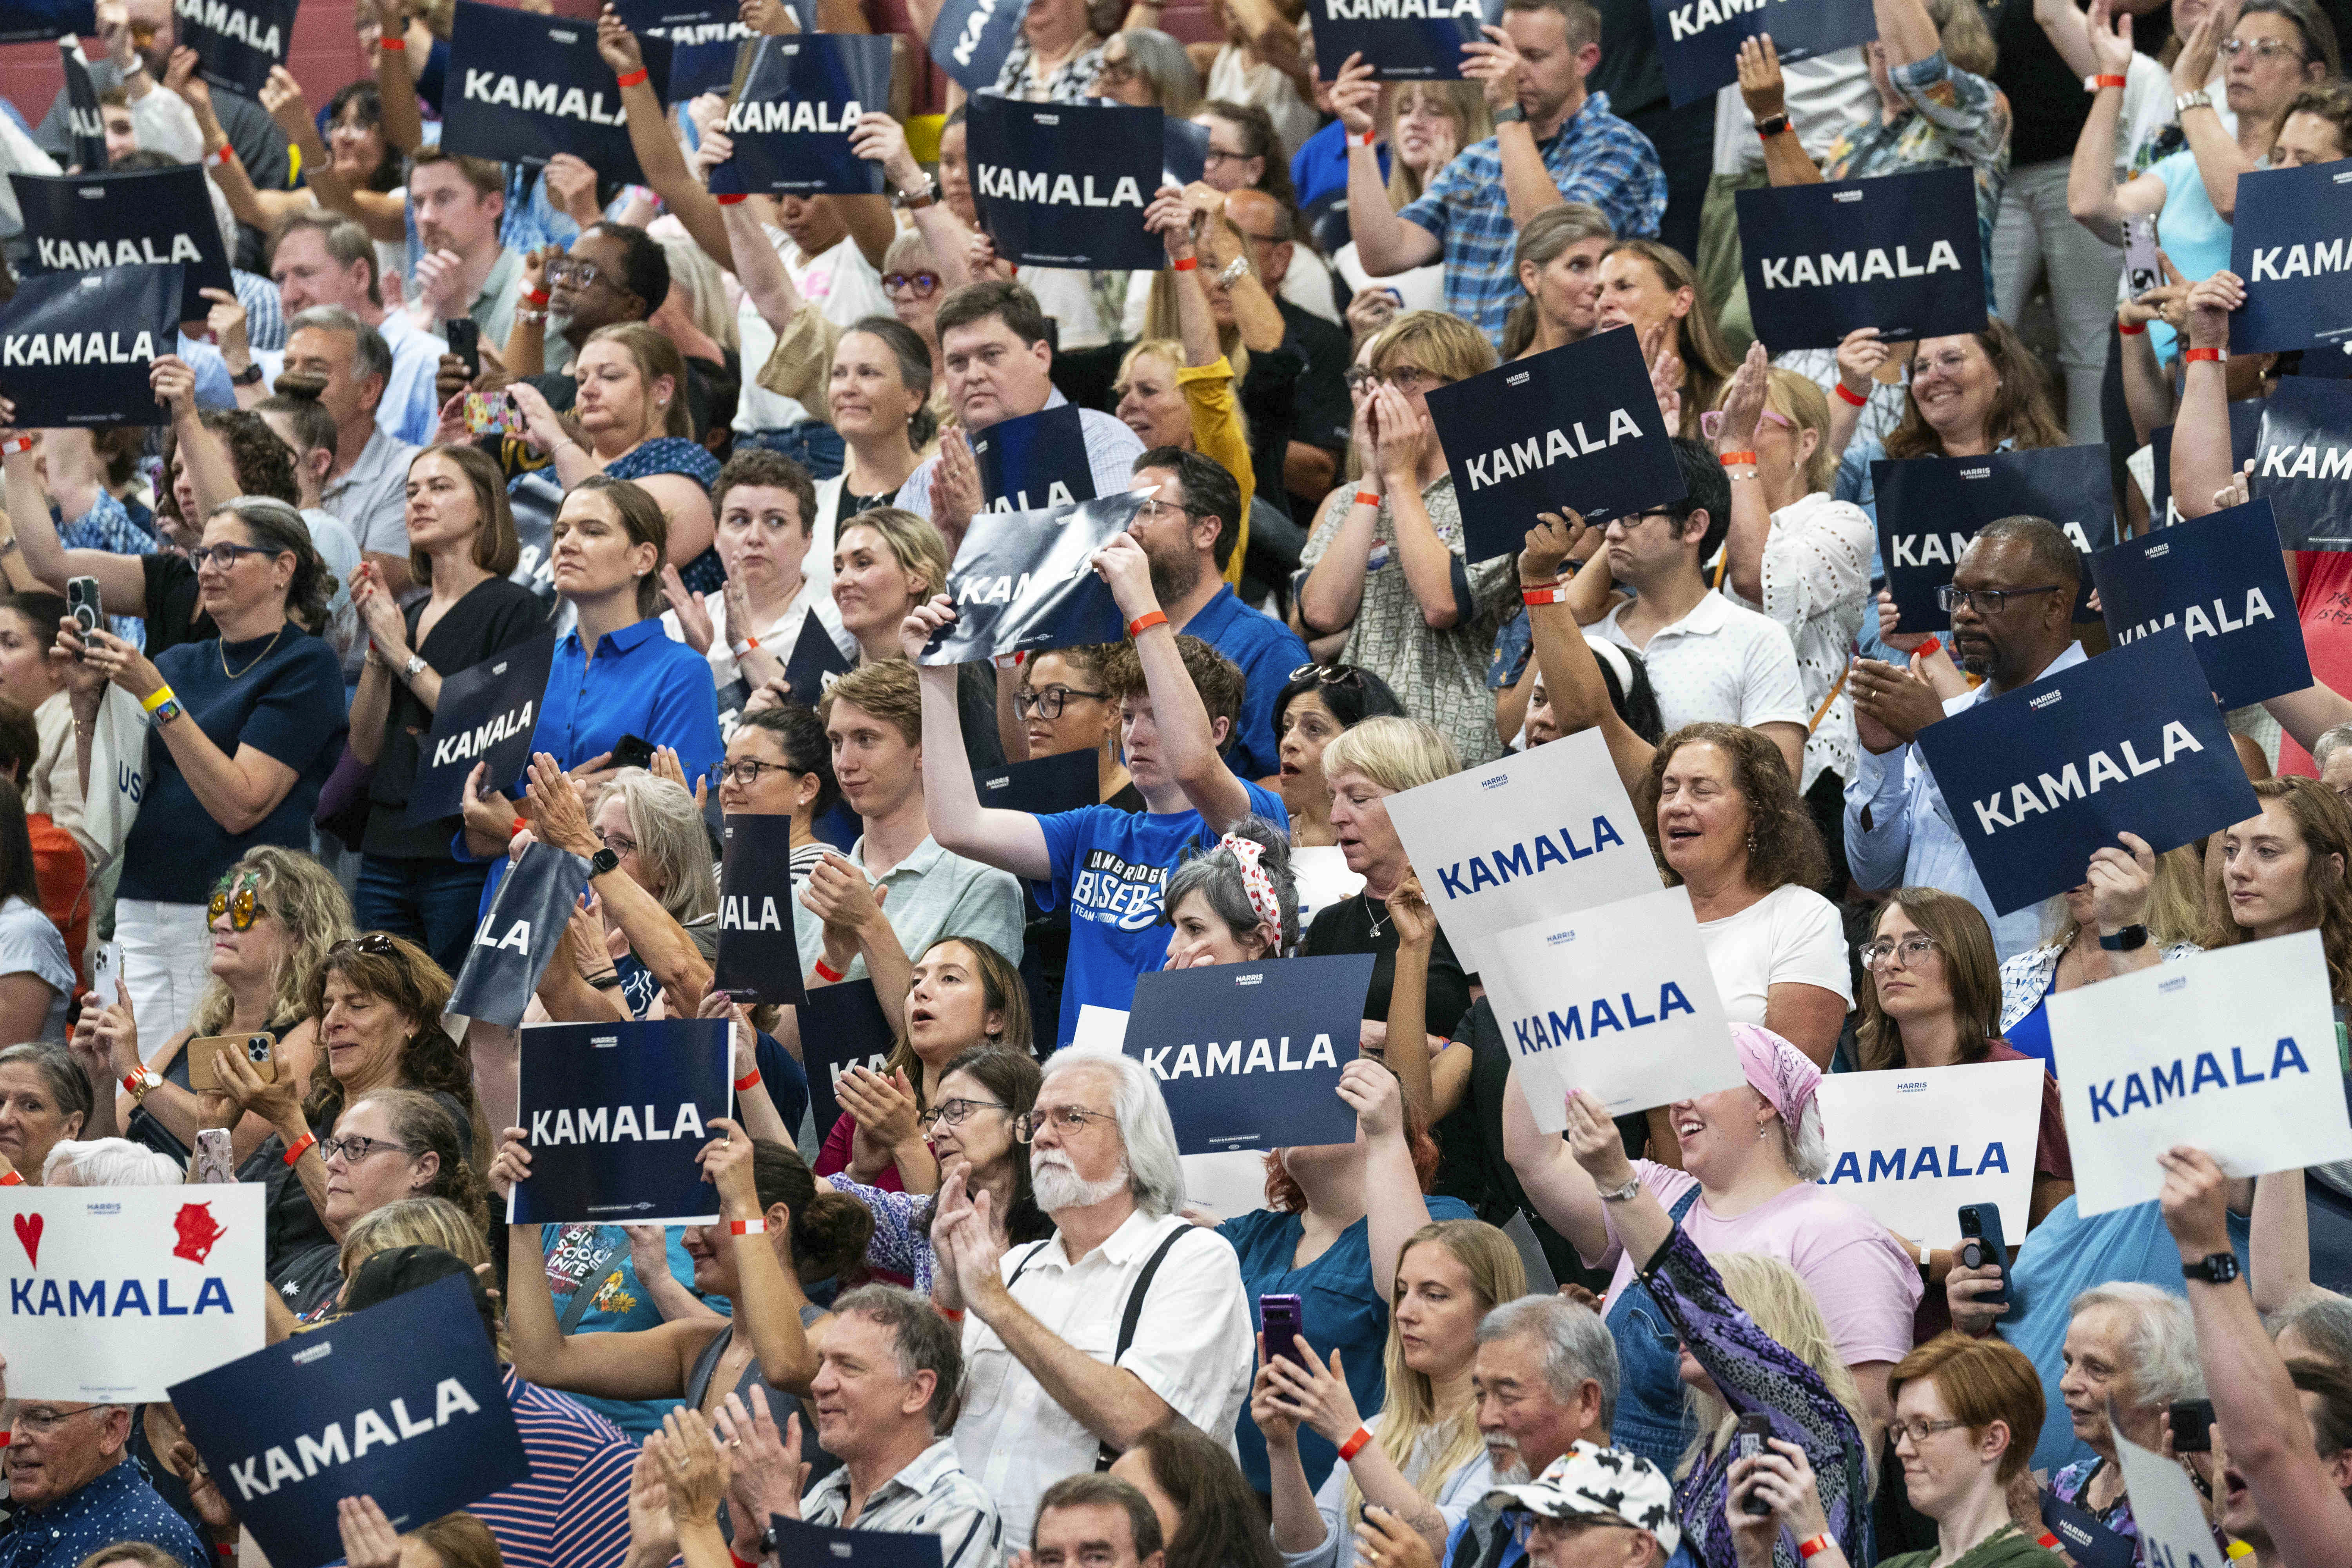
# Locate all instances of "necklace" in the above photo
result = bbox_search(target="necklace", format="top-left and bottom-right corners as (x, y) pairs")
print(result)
(1362, 891), (1391, 938)
(221, 623), (287, 681)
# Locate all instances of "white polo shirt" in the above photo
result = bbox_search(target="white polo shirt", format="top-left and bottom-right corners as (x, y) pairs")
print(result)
(955, 1208), (1254, 1553)
(1595, 591), (1810, 747)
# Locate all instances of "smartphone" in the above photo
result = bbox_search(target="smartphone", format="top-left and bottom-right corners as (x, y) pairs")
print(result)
(444, 317), (481, 382)
(89, 940), (122, 1005)
(1733, 1412), (1774, 1515)
(187, 1031), (276, 1092)
(66, 576), (100, 658)
(1958, 1203), (2011, 1308)
(464, 390), (528, 438)
(2170, 1397), (2216, 1453)
(611, 732), (658, 771)
(2124, 215), (2163, 298)
(1260, 1292), (1305, 1367)
(192, 1128), (236, 1183)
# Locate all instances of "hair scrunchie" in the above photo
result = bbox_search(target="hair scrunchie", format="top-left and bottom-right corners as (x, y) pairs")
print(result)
(1219, 833), (1282, 937)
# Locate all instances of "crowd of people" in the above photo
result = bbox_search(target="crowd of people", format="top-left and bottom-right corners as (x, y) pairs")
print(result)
(1, 0), (2352, 1566)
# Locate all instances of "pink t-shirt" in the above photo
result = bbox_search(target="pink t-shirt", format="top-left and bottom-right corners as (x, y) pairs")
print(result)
(1593, 1164), (1924, 1368)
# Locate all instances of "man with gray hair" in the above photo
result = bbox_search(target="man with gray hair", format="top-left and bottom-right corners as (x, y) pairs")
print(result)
(248, 213), (447, 450)
(285, 305), (417, 594)
(938, 1049), (1253, 1553)
(0, 1392), (210, 1568)
(720, 1285), (1000, 1568)
(1438, 1294), (1620, 1568)
(2315, 724), (2352, 798)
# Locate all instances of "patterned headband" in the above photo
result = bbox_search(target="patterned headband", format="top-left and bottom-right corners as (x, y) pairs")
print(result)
(1220, 834), (1282, 939)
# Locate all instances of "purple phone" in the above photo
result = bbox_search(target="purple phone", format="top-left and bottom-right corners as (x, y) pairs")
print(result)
(1261, 1293), (1305, 1366)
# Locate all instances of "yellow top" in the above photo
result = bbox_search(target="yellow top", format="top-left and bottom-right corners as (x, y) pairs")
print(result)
(1175, 357), (1252, 589)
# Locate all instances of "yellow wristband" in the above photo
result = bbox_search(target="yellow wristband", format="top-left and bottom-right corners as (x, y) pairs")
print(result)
(140, 684), (176, 715)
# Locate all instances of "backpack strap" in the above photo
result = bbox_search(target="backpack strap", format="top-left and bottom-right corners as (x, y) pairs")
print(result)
(1093, 1223), (1193, 1471)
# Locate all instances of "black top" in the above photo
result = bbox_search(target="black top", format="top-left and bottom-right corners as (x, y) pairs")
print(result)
(142, 554), (214, 659)
(1583, 0), (1668, 122)
(1279, 300), (1355, 512)
(1432, 998), (1596, 1289)
(1238, 337), (1306, 524)
(1993, 0), (2091, 166)
(361, 577), (549, 859)
(1302, 891), (1474, 1026)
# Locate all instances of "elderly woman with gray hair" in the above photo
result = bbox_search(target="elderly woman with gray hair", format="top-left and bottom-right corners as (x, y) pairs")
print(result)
(2043, 1284), (2207, 1552)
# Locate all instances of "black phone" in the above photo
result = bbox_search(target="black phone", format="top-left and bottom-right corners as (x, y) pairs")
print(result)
(1261, 1292), (1305, 1367)
(66, 576), (100, 659)
(1958, 1203), (2011, 1307)
(1733, 1413), (1774, 1515)
(444, 317), (480, 381)
(2170, 1397), (2216, 1453)
(611, 733), (658, 771)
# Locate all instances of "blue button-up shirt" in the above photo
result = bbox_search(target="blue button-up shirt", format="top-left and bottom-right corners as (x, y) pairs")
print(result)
(1181, 582), (1310, 782)
(1843, 641), (2087, 962)
(530, 617), (726, 793)
(1398, 91), (1667, 348)
(0, 1457), (211, 1568)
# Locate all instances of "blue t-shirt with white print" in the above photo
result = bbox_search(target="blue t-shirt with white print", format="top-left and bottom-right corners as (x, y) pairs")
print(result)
(1034, 781), (1288, 1048)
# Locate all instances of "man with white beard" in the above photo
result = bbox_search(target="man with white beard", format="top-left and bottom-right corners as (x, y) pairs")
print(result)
(1437, 1296), (1621, 1568)
(936, 1050), (1254, 1555)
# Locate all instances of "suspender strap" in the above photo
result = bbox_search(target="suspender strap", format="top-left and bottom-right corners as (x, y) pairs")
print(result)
(1094, 1225), (1191, 1471)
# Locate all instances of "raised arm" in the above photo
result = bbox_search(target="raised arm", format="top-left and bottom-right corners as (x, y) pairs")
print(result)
(1498, 1059), (1612, 1263)
(498, 1190), (716, 1400)
(1379, 877), (1439, 1118)
(1737, 38), (1823, 189)
(525, 756), (715, 1007)
(1523, 516), (1655, 795)
(902, 597), (1055, 879)
(851, 113), (976, 290)
(374, 0), (427, 154)
(599, 7), (733, 269)
(1344, 1060), (1434, 1302)
(1097, 533), (1253, 828)
(1715, 345), (1773, 603)
(1328, 54), (1442, 277)
(2171, 272), (2242, 520)
(0, 439), (146, 609)
(704, 1119), (822, 1391)
(1464, 25), (1566, 224)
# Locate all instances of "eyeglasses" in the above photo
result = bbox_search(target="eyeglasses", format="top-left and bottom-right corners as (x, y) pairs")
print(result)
(2221, 35), (2307, 58)
(1202, 147), (1250, 167)
(330, 933), (399, 958)
(191, 542), (283, 571)
(1131, 496), (1202, 526)
(317, 1134), (417, 1163)
(1092, 57), (1138, 83)
(1934, 584), (2065, 615)
(882, 270), (942, 299)
(14, 1406), (107, 1436)
(208, 873), (270, 931)
(719, 758), (805, 786)
(1861, 934), (1941, 971)
(546, 259), (607, 290)
(1508, 1514), (1628, 1550)
(595, 826), (640, 857)
(1889, 1417), (1971, 1446)
(919, 1097), (1011, 1129)
(1013, 1105), (1118, 1142)
(1345, 365), (1443, 394)
(1697, 407), (1795, 441)
(1015, 684), (1108, 719)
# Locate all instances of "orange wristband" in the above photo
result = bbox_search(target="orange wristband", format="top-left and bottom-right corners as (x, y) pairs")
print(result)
(1834, 381), (1869, 407)
(1719, 450), (1758, 467)
(1172, 256), (1198, 270)
(525, 287), (550, 307)
(615, 67), (649, 87)
(733, 1068), (762, 1092)
(0, 1169), (20, 1187)
(377, 34), (405, 49)
(1916, 635), (1941, 658)
(1353, 490), (1381, 508)
(2091, 73), (2125, 88)
(2118, 319), (2147, 336)
(1338, 1426), (1374, 1461)
(1354, 128), (1376, 147)
(730, 1218), (768, 1235)
(1797, 1537), (1834, 1560)
(2185, 347), (2225, 363)
(1128, 610), (1169, 637)
(813, 958), (845, 983)
(1523, 584), (1572, 606)
(283, 1132), (316, 1166)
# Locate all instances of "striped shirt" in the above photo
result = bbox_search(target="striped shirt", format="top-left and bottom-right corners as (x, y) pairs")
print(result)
(801, 1439), (1002, 1568)
(469, 1370), (639, 1568)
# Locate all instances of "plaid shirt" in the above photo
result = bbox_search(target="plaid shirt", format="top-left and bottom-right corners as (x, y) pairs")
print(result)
(800, 1439), (1001, 1568)
(1399, 90), (1665, 348)
(1817, 49), (2011, 297)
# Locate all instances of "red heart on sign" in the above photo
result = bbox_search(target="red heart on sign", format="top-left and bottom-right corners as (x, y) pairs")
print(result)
(13, 1211), (40, 1267)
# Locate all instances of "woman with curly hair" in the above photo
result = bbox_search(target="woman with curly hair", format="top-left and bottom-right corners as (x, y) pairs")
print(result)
(2209, 777), (2352, 1006)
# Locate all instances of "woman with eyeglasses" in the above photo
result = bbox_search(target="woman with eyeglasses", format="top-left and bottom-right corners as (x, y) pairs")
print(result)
(347, 446), (544, 977)
(53, 495), (347, 1048)
(819, 1044), (1051, 1294)
(1093, 27), (1205, 118)
(717, 704), (842, 889)
(1273, 663), (1405, 849)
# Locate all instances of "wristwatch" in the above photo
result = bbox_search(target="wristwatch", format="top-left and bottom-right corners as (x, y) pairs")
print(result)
(230, 361), (265, 387)
(2098, 923), (2150, 952)
(892, 174), (938, 211)
(1753, 112), (1791, 138)
(401, 652), (428, 682)
(1597, 1174), (1641, 1203)
(588, 846), (621, 878)
(1218, 255), (1250, 291)
(1492, 103), (1527, 125)
(2176, 86), (2216, 114)
(2183, 1252), (2241, 1285)
(148, 694), (183, 728)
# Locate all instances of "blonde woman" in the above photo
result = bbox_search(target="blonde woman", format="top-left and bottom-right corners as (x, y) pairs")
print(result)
(1503, 203), (1615, 360)
(1334, 83), (1493, 327)
(1998, 841), (2205, 1062)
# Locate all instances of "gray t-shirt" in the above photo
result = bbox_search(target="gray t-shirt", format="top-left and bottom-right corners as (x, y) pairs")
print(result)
(0, 894), (76, 1041)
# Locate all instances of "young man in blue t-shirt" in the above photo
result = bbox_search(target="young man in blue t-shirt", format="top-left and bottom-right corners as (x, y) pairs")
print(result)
(910, 532), (1289, 1047)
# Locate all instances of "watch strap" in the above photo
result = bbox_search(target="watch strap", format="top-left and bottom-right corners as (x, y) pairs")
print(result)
(1598, 1174), (1641, 1203)
(588, 846), (621, 878)
(2098, 923), (2150, 952)
(1493, 103), (1526, 124)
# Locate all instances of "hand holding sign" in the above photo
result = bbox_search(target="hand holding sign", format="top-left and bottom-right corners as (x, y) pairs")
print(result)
(486, 1125), (531, 1201)
(338, 1497), (406, 1568)
(1562, 1087), (1641, 1191)
(695, 1117), (761, 1220)
(2155, 1143), (2236, 1264)
(1328, 53), (1379, 134)
(2187, 269), (2241, 356)
(2087, 832), (2158, 934)
(1735, 33), (1784, 118)
(1459, 24), (1527, 111)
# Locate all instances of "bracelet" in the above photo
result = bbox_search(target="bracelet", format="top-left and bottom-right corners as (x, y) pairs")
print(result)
(1797, 1537), (1834, 1561)
(2036, 1536), (2061, 1553)
(1338, 1426), (1374, 1461)
(1718, 450), (1758, 468)
(140, 684), (177, 715)
(525, 287), (550, 307)
(733, 1067), (762, 1092)
(938, 1305), (965, 1322)
(513, 308), (547, 325)
(1171, 256), (1198, 271)
(2185, 346), (2226, 363)
(1127, 610), (1169, 638)
(0, 435), (32, 457)
(1833, 381), (1869, 407)
(1353, 490), (1381, 508)
(511, 816), (528, 837)
(813, 958), (846, 983)
(586, 971), (621, 990)
(283, 1131), (317, 1166)
(0, 1168), (21, 1187)
(2089, 72), (2126, 89)
(1353, 127), (1376, 147)
(203, 143), (235, 168)
(730, 1552), (759, 1568)
(1522, 584), (1572, 606)
(377, 33), (405, 49)
(715, 192), (751, 205)
(122, 1067), (162, 1100)
(729, 1218), (768, 1235)
(1916, 635), (1942, 658)
(2118, 318), (2147, 336)
(615, 67), (649, 87)
(214, 1545), (236, 1563)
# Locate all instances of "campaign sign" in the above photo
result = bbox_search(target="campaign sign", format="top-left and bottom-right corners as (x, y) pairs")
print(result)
(713, 813), (805, 1005)
(927, 0), (1023, 93)
(2091, 499), (2308, 709)
(1486, 885), (1741, 1131)
(784, 610), (853, 705)
(1163, 116), (1208, 186)
(3, 1183), (265, 1401)
(966, 95), (1163, 272)
(799, 978), (895, 1138)
(0, 266), (180, 428)
(772, 1517), (943, 1568)
(2049, 933), (2352, 1216)
(1737, 167), (1986, 349)
(176, 0), (298, 97)
(709, 34), (890, 198)
(1292, 844), (1367, 934)
(402, 633), (555, 824)
(12, 164), (233, 304)
(1811, 1058), (2043, 1248)
(975, 746), (1099, 817)
(170, 1275), (530, 1568)
(2148, 399), (2265, 526)
(1305, 0), (1502, 79)
(60, 41), (105, 172)
(918, 490), (1145, 665)
(0, 0), (94, 40)
(974, 402), (1098, 512)
(510, 1018), (731, 1225)
(1914, 628), (2256, 916)
(2112, 1427), (2226, 1568)
(1425, 328), (1683, 563)
(1872, 444), (2111, 633)
(448, 843), (594, 1028)
(2228, 161), (2352, 356)
(2253, 376), (2352, 548)
(1383, 728), (1659, 978)
(1651, 0), (1874, 105)
(441, 0), (659, 185)
(1122, 954), (1373, 1154)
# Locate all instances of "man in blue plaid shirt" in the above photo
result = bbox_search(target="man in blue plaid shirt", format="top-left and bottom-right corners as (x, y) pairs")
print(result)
(1332, 0), (1667, 349)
